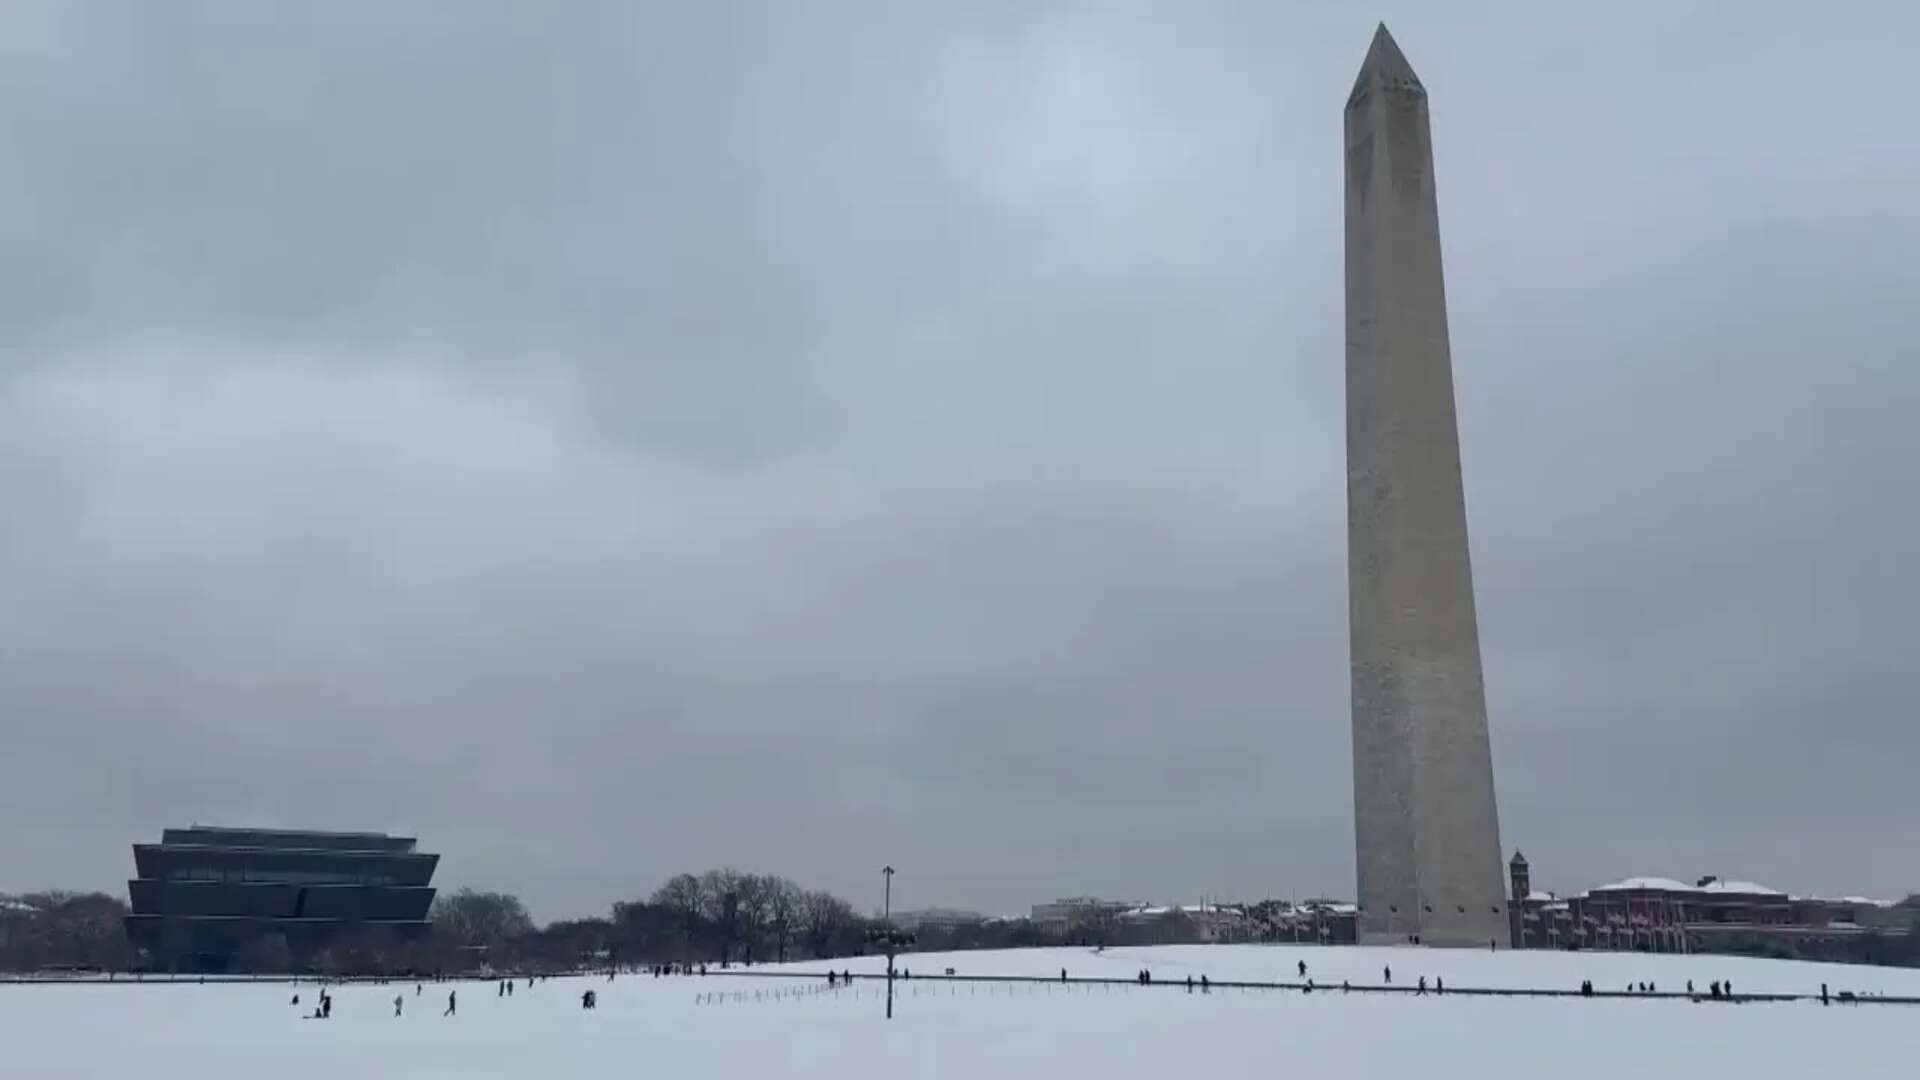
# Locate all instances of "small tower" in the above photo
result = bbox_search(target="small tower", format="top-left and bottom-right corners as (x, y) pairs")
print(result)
(1509, 851), (1531, 902)
(1507, 851), (1530, 949)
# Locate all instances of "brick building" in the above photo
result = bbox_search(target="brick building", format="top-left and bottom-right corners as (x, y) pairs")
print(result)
(1507, 852), (1913, 960)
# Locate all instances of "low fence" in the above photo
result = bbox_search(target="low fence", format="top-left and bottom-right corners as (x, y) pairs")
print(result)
(693, 968), (1920, 1007)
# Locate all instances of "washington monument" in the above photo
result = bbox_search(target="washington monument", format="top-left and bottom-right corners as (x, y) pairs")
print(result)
(1345, 25), (1506, 947)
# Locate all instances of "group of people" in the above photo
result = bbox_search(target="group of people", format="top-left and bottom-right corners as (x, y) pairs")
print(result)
(824, 969), (856, 987)
(293, 973), (601, 1021)
(647, 963), (707, 977)
(292, 989), (333, 1019)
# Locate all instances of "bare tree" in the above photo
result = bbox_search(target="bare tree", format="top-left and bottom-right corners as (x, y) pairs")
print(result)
(799, 890), (857, 960)
(731, 873), (780, 963)
(429, 888), (535, 963)
(649, 874), (705, 957)
(698, 868), (746, 961)
(766, 878), (801, 963)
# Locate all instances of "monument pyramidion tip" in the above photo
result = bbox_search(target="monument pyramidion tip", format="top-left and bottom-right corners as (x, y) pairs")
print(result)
(1347, 23), (1425, 107)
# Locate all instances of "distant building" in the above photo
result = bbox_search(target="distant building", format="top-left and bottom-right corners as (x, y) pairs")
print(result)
(125, 826), (438, 973)
(890, 908), (987, 934)
(0, 896), (34, 950)
(1118, 903), (1252, 944)
(1508, 852), (1913, 960)
(1030, 897), (1139, 935)
(1252, 899), (1360, 946)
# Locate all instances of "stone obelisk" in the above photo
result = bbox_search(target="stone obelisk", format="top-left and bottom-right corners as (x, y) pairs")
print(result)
(1345, 24), (1505, 948)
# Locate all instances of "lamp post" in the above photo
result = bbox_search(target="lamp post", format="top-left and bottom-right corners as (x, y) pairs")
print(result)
(881, 865), (898, 1019)
(865, 922), (914, 1020)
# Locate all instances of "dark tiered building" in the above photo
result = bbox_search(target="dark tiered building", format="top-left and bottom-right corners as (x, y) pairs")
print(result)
(125, 826), (438, 972)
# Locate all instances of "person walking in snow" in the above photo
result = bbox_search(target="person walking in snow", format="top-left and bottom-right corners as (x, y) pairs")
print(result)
(1298, 960), (1307, 979)
(393, 995), (403, 1017)
(445, 990), (457, 1016)
(1383, 966), (1392, 984)
(1435, 977), (1443, 995)
(1416, 976), (1426, 996)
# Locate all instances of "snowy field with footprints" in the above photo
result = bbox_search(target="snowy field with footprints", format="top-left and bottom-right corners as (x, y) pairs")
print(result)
(6, 944), (1919, 1078)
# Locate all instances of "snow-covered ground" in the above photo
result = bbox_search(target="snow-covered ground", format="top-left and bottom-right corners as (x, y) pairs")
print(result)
(5, 945), (1918, 1078)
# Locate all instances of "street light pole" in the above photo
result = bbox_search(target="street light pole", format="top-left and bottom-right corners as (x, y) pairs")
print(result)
(881, 865), (898, 1020)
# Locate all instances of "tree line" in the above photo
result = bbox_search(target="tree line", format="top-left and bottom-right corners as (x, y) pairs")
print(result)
(0, 869), (880, 976)
(425, 869), (870, 973)
(14, 878), (1917, 976)
(0, 892), (133, 973)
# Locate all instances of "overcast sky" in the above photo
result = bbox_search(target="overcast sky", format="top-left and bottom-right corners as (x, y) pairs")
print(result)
(3, 1), (1916, 921)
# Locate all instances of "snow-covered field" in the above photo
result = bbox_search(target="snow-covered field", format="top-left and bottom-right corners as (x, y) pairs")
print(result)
(5, 945), (1918, 1079)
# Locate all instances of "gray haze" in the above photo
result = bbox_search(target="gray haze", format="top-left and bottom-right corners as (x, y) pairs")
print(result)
(2, 1), (1916, 920)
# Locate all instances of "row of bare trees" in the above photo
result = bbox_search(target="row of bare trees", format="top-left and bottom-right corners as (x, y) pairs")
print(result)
(0, 892), (134, 972)
(321, 873), (873, 974)
(623, 869), (865, 965)
(0, 872), (874, 976)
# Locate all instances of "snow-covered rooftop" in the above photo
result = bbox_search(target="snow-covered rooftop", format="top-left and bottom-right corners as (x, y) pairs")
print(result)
(1589, 877), (1695, 893)
(1696, 880), (1784, 896)
(1120, 903), (1246, 920)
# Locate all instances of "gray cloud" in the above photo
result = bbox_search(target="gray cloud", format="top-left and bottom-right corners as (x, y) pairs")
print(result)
(2, 1), (1917, 919)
